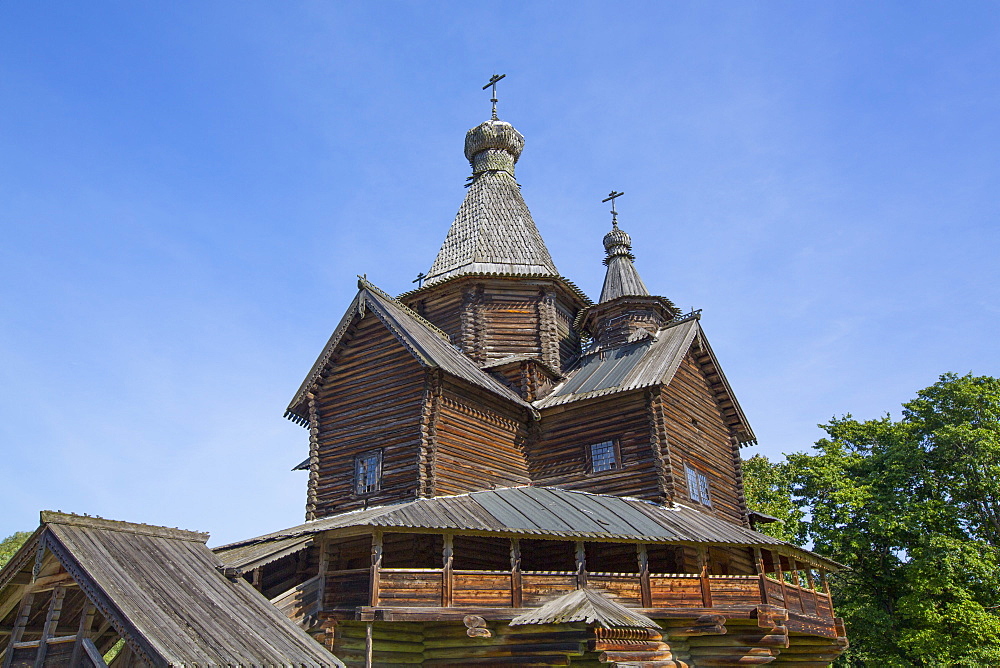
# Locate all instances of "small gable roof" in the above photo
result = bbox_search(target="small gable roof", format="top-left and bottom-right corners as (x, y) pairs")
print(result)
(511, 587), (660, 629)
(535, 314), (756, 445)
(286, 278), (531, 424)
(0, 512), (339, 668)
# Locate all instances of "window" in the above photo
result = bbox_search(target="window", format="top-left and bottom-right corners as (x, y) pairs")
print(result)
(685, 465), (711, 506)
(589, 441), (619, 473)
(354, 450), (382, 495)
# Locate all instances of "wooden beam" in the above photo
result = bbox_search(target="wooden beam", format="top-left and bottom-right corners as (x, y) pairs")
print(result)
(70, 603), (96, 667)
(34, 585), (66, 668)
(2, 592), (34, 668)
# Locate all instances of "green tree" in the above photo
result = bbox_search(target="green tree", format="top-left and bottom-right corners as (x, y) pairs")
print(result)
(0, 531), (32, 569)
(741, 453), (804, 543)
(749, 373), (1000, 666)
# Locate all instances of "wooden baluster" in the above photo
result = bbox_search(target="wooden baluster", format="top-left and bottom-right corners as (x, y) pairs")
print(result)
(806, 567), (820, 612)
(753, 547), (768, 605)
(575, 542), (587, 589)
(637, 544), (652, 608)
(510, 539), (522, 608)
(698, 547), (713, 608)
(775, 554), (789, 609)
(442, 534), (454, 607)
(820, 570), (834, 616)
(365, 621), (373, 668)
(369, 531), (383, 608)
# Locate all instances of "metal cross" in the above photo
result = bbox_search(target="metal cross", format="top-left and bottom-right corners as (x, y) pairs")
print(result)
(602, 190), (624, 225)
(412, 272), (426, 288)
(483, 73), (506, 120)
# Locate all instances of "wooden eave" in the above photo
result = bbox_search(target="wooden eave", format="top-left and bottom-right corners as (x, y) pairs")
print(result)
(398, 272), (593, 311)
(575, 294), (680, 334)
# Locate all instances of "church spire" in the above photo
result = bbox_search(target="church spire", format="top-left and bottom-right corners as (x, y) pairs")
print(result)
(423, 77), (558, 287)
(598, 192), (649, 302)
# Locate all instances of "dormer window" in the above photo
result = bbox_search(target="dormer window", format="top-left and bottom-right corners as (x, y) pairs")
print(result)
(355, 450), (382, 495)
(588, 441), (619, 473)
(686, 464), (712, 506)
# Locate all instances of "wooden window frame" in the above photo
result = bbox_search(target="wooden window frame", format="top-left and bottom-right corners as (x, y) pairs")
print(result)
(354, 449), (383, 496)
(685, 464), (712, 507)
(586, 440), (621, 474)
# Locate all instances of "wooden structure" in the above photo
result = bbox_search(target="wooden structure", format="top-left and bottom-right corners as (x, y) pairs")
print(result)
(224, 109), (850, 666)
(0, 512), (340, 668)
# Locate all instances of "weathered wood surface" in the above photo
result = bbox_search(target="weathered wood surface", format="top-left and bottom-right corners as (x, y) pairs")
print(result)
(312, 315), (426, 517)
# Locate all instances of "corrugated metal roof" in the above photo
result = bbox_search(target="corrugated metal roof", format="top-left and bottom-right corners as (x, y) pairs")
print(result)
(511, 588), (660, 629)
(36, 512), (340, 668)
(536, 317), (698, 408)
(214, 535), (313, 572)
(217, 487), (841, 570)
(286, 280), (530, 423)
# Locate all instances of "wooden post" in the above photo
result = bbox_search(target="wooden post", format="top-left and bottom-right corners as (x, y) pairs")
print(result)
(69, 603), (96, 667)
(2, 593), (34, 668)
(820, 570), (835, 615)
(575, 542), (587, 589)
(698, 547), (713, 608)
(364, 621), (373, 668)
(510, 539), (522, 608)
(806, 567), (820, 611)
(775, 554), (789, 608)
(753, 547), (769, 605)
(637, 544), (652, 608)
(442, 534), (454, 607)
(251, 568), (262, 590)
(369, 531), (383, 608)
(34, 585), (66, 668)
(317, 535), (330, 616)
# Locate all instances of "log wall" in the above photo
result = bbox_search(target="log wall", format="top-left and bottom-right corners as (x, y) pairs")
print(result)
(660, 352), (748, 525)
(431, 381), (531, 495)
(403, 278), (583, 372)
(311, 314), (427, 517)
(529, 391), (664, 501)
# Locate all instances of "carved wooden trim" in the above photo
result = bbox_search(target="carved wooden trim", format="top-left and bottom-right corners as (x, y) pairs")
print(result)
(306, 392), (320, 521)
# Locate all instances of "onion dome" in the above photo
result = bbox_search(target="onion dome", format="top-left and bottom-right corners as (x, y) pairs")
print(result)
(602, 223), (635, 264)
(465, 120), (524, 178)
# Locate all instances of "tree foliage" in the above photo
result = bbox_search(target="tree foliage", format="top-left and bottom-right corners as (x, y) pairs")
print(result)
(746, 373), (1000, 666)
(0, 531), (32, 569)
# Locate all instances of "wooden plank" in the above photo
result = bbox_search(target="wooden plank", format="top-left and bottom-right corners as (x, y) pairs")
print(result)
(2, 592), (34, 668)
(33, 585), (66, 668)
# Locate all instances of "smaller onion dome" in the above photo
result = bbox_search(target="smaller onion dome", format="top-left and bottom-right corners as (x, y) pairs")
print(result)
(464, 120), (524, 178)
(603, 222), (635, 265)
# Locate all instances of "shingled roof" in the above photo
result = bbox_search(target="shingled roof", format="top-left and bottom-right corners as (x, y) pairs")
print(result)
(285, 278), (530, 424)
(0, 512), (340, 668)
(423, 117), (558, 287)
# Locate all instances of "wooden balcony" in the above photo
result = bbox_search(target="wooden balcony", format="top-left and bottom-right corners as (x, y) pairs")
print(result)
(322, 567), (835, 620)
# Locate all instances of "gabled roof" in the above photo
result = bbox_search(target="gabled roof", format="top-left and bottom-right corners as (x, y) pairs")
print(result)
(534, 314), (756, 446)
(511, 588), (660, 629)
(286, 278), (531, 424)
(0, 512), (339, 668)
(214, 487), (840, 570)
(424, 169), (558, 286)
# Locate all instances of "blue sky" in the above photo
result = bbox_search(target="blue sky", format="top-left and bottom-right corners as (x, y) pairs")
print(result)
(2, 2), (998, 545)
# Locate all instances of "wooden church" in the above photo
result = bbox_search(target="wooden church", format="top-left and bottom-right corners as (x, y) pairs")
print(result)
(214, 84), (850, 666)
(0, 81), (848, 667)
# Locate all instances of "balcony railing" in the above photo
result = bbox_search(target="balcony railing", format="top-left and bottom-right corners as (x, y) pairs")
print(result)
(319, 567), (835, 619)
